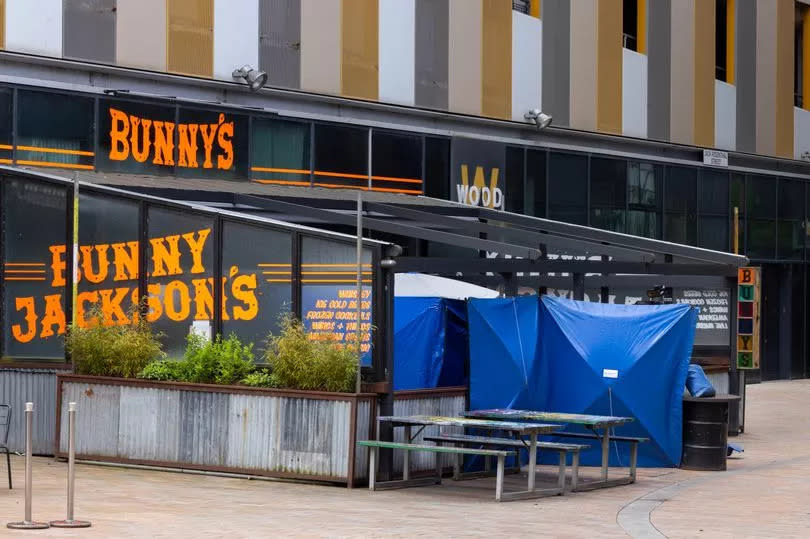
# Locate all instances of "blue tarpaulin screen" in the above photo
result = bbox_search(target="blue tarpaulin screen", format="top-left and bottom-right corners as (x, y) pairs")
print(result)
(469, 296), (697, 467)
(394, 298), (467, 390)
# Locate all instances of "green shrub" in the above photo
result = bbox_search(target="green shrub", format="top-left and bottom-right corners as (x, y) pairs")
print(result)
(138, 333), (255, 385)
(138, 359), (184, 381)
(240, 370), (278, 388)
(264, 314), (358, 393)
(67, 310), (165, 378)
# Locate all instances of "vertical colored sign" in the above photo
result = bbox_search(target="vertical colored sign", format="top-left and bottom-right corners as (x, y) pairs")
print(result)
(736, 267), (760, 369)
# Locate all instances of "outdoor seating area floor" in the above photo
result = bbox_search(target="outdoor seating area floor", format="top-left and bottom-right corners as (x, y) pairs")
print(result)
(1, 380), (809, 538)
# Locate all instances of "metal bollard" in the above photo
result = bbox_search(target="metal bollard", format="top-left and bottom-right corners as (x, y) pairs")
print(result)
(7, 402), (50, 530)
(50, 402), (91, 528)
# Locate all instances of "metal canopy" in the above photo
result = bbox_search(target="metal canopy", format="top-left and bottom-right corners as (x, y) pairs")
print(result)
(81, 183), (748, 279)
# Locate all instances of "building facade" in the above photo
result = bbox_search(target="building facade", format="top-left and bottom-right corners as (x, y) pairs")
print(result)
(0, 0), (807, 380)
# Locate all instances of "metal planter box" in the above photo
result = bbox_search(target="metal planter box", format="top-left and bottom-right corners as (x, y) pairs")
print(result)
(55, 374), (376, 486)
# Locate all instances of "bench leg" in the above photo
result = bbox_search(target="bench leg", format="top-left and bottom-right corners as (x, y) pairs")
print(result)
(629, 441), (638, 482)
(403, 426), (411, 481)
(601, 429), (610, 481)
(484, 455), (491, 473)
(453, 453), (462, 480)
(495, 454), (505, 502)
(369, 447), (377, 491)
(527, 433), (537, 492)
(557, 451), (566, 492)
(571, 452), (580, 492)
(435, 444), (443, 484)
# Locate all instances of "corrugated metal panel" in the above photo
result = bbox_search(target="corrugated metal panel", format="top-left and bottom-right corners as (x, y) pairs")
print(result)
(388, 394), (466, 474)
(0, 369), (63, 454)
(60, 381), (121, 457)
(353, 399), (372, 481)
(259, 0), (301, 88)
(179, 390), (229, 466)
(167, 0), (214, 78)
(63, 0), (116, 63)
(118, 386), (181, 462)
(59, 381), (358, 480)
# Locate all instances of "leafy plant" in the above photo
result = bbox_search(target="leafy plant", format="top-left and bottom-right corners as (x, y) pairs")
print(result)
(264, 314), (358, 393)
(240, 369), (278, 388)
(138, 359), (184, 381)
(67, 308), (165, 378)
(138, 333), (255, 385)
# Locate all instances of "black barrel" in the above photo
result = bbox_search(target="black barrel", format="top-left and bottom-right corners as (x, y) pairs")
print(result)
(681, 395), (741, 471)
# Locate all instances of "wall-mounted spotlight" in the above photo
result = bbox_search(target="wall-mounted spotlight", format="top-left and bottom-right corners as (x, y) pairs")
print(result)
(232, 65), (268, 92)
(524, 108), (553, 129)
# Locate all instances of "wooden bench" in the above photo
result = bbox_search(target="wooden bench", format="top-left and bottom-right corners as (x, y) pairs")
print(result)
(357, 440), (516, 501)
(546, 432), (649, 483)
(424, 434), (590, 491)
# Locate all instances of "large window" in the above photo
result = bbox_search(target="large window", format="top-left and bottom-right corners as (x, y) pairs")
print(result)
(664, 167), (697, 245)
(746, 175), (777, 259)
(371, 131), (423, 195)
(97, 98), (177, 176)
(2, 179), (68, 360)
(730, 173), (746, 253)
(17, 90), (94, 170)
(251, 118), (311, 186)
(627, 162), (661, 239)
(221, 221), (292, 350)
(424, 137), (450, 200)
(300, 237), (373, 366)
(505, 147), (525, 213)
(526, 149), (547, 217)
(146, 207), (215, 358)
(548, 152), (587, 225)
(76, 193), (141, 327)
(590, 158), (627, 233)
(777, 179), (805, 260)
(314, 124), (369, 190)
(698, 170), (729, 251)
(0, 89), (12, 164)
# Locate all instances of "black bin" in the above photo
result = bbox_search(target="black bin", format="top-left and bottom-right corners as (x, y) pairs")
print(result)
(681, 394), (742, 471)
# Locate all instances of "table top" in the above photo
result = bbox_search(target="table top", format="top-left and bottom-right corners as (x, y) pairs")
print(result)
(683, 394), (741, 403)
(377, 415), (559, 434)
(463, 409), (634, 428)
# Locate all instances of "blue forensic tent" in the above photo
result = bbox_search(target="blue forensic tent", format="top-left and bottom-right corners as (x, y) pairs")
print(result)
(393, 297), (468, 390)
(469, 296), (698, 467)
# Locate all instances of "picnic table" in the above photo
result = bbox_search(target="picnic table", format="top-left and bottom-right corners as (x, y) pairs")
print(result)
(373, 415), (560, 501)
(463, 409), (644, 490)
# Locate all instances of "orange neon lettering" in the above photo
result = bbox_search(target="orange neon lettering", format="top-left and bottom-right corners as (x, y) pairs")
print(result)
(99, 287), (130, 325)
(12, 297), (37, 343)
(146, 283), (163, 322)
(130, 116), (152, 163)
(163, 280), (191, 321)
(50, 245), (67, 287)
(79, 244), (110, 284)
(109, 108), (130, 161)
(40, 294), (66, 338)
(217, 117), (234, 170)
(191, 278), (214, 320)
(231, 273), (258, 320)
(150, 235), (183, 277)
(199, 124), (217, 169)
(181, 229), (211, 274)
(111, 241), (139, 281)
(178, 124), (200, 168)
(76, 291), (99, 328)
(152, 121), (175, 166)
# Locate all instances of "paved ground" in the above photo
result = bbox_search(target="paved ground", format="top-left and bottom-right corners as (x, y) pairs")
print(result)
(1, 380), (808, 538)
